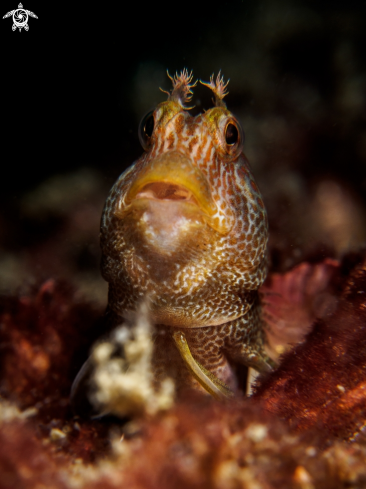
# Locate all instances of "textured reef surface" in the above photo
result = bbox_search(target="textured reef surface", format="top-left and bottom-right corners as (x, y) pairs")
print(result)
(1, 252), (366, 489)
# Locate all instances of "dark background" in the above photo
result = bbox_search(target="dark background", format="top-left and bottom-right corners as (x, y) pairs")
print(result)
(1, 1), (366, 303)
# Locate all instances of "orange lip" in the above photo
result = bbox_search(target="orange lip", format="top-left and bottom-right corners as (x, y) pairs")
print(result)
(126, 151), (217, 216)
(126, 151), (216, 214)
(125, 151), (231, 234)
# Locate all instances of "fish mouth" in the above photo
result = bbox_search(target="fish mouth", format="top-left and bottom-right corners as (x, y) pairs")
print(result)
(124, 151), (230, 234)
(134, 181), (199, 206)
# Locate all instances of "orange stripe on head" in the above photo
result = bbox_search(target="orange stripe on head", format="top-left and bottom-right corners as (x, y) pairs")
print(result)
(188, 135), (199, 154)
(203, 141), (213, 167)
(196, 133), (207, 162)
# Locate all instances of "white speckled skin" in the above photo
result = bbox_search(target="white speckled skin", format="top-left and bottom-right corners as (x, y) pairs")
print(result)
(100, 71), (270, 393)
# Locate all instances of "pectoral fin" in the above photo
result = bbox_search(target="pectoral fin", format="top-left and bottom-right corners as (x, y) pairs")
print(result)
(172, 331), (234, 399)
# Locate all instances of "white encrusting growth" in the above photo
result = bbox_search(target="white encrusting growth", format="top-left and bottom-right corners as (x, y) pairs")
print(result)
(91, 303), (174, 417)
(0, 398), (38, 423)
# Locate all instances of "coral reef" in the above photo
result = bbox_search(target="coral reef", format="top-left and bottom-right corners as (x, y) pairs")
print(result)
(256, 254), (366, 441)
(1, 252), (366, 488)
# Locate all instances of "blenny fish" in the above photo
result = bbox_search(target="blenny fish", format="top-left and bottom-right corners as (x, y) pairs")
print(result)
(73, 70), (272, 408)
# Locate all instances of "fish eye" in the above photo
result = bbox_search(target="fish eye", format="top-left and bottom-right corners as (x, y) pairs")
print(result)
(222, 118), (245, 157)
(225, 122), (239, 146)
(138, 110), (155, 150)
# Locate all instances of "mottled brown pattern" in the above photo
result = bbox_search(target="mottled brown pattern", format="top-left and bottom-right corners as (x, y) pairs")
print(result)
(100, 71), (271, 394)
(152, 299), (266, 393)
(174, 114), (185, 134)
(188, 135), (199, 153)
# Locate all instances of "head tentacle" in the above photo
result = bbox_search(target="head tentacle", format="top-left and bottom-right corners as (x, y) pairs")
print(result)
(200, 71), (229, 108)
(160, 69), (197, 109)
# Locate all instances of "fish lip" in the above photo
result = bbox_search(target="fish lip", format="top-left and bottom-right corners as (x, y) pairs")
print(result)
(127, 179), (212, 220)
(125, 151), (218, 218)
(133, 181), (200, 207)
(122, 151), (233, 235)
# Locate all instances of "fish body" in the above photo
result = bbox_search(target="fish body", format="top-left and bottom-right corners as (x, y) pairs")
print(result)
(100, 71), (270, 395)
